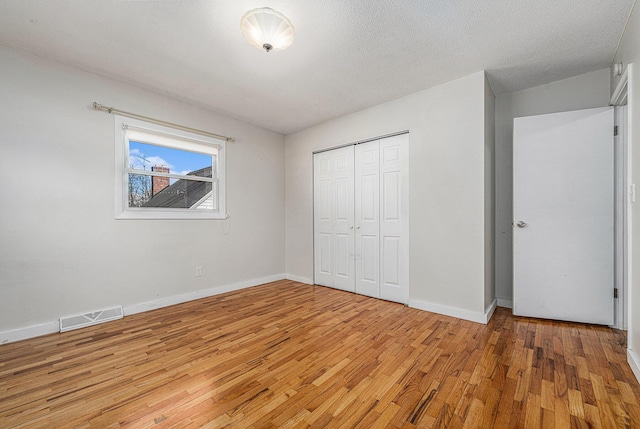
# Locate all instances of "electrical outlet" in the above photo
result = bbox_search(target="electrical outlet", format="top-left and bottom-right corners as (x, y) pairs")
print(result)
(195, 266), (202, 277)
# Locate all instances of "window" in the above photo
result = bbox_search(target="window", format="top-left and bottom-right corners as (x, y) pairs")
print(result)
(114, 115), (226, 219)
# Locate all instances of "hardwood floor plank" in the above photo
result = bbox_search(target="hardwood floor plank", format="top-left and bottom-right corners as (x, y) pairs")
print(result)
(541, 408), (555, 429)
(1, 281), (639, 428)
(568, 388), (586, 419)
(523, 392), (542, 428)
(541, 379), (555, 411)
(553, 395), (571, 429)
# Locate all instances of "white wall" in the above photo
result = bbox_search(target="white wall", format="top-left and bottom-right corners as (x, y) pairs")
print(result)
(494, 69), (611, 307)
(0, 47), (286, 342)
(614, 2), (640, 380)
(285, 71), (495, 323)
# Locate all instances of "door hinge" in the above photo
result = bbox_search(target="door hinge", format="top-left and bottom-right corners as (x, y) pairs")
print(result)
(614, 125), (618, 136)
(614, 288), (618, 298)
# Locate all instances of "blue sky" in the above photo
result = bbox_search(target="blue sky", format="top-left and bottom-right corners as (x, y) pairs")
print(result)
(129, 141), (212, 176)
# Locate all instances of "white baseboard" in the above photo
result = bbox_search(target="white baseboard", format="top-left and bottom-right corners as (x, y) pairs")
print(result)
(628, 349), (640, 383)
(485, 299), (497, 323)
(497, 298), (513, 309)
(409, 298), (497, 324)
(0, 321), (59, 345)
(0, 273), (286, 345)
(285, 274), (314, 285)
(124, 273), (286, 316)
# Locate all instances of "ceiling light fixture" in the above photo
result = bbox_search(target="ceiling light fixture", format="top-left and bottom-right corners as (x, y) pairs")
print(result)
(240, 7), (294, 53)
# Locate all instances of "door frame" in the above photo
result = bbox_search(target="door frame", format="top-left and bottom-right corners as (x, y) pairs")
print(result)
(611, 64), (632, 331)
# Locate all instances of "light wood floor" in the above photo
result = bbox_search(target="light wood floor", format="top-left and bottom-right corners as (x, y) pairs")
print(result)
(1, 280), (639, 428)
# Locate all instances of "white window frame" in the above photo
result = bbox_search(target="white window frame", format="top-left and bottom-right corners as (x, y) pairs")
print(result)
(114, 115), (226, 220)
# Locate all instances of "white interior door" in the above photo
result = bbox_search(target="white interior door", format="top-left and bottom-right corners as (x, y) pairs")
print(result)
(355, 141), (380, 298)
(313, 146), (355, 291)
(513, 107), (614, 325)
(379, 134), (409, 304)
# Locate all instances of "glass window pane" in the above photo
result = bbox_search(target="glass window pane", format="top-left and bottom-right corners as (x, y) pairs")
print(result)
(127, 174), (152, 207)
(128, 141), (213, 178)
(130, 174), (214, 209)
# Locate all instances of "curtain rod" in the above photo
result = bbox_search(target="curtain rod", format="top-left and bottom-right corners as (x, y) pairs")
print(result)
(92, 102), (236, 143)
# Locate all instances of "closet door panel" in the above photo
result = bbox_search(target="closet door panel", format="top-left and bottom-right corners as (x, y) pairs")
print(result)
(314, 152), (334, 287)
(380, 134), (409, 304)
(355, 141), (380, 298)
(335, 233), (351, 278)
(333, 148), (355, 291)
(382, 171), (400, 221)
(318, 233), (332, 276)
(335, 177), (350, 220)
(314, 146), (355, 292)
(361, 235), (377, 282)
(382, 236), (400, 286)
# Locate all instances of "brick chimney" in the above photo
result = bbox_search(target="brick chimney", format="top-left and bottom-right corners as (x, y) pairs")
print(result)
(151, 165), (170, 196)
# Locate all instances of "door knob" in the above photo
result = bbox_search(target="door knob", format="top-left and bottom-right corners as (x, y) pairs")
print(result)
(516, 221), (527, 228)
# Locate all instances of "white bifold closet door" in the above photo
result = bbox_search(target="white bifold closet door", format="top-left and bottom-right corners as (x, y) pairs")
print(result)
(354, 142), (380, 297)
(313, 146), (355, 292)
(314, 134), (408, 304)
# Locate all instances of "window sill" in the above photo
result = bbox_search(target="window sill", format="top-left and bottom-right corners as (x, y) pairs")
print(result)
(116, 210), (227, 220)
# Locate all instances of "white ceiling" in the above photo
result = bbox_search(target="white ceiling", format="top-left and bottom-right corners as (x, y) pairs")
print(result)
(0, 1), (635, 134)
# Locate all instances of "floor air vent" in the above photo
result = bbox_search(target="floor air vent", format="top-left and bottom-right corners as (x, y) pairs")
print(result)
(59, 306), (123, 332)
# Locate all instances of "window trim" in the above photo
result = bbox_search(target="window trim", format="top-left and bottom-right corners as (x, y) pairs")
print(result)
(114, 115), (226, 220)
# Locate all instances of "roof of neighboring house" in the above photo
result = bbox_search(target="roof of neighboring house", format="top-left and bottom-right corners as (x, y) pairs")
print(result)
(143, 167), (212, 209)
